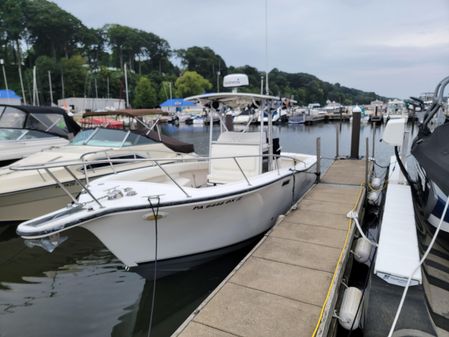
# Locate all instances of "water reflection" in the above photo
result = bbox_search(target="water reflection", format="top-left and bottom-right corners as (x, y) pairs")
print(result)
(0, 225), (253, 337)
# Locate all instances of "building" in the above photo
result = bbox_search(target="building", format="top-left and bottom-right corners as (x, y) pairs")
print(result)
(57, 97), (126, 115)
(0, 89), (21, 105)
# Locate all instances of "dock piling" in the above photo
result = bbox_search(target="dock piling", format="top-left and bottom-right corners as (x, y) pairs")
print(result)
(316, 137), (321, 182)
(365, 137), (369, 188)
(350, 111), (361, 159)
(335, 124), (340, 159)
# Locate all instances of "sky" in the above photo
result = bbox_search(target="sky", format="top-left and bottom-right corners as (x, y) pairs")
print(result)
(52, 0), (449, 99)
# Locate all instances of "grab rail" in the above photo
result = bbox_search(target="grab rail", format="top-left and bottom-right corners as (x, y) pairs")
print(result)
(10, 154), (312, 206)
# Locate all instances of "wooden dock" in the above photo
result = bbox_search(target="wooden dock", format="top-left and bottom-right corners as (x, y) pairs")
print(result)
(173, 159), (367, 337)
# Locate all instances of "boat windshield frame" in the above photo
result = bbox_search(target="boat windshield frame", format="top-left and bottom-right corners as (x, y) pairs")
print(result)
(69, 127), (159, 148)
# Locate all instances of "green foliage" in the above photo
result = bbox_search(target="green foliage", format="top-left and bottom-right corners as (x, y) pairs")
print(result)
(24, 0), (88, 60)
(133, 76), (158, 108)
(60, 55), (88, 98)
(177, 47), (227, 91)
(175, 71), (212, 98)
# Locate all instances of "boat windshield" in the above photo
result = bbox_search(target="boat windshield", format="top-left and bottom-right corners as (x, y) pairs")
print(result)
(70, 128), (157, 147)
(0, 128), (57, 141)
(0, 106), (69, 136)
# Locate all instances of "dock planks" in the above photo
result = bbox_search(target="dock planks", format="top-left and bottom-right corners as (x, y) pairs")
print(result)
(174, 160), (367, 337)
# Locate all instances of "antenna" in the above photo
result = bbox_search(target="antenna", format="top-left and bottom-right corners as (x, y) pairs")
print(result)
(265, 0), (269, 95)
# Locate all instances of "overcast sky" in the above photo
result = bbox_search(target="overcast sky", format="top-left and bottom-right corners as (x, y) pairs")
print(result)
(52, 0), (449, 98)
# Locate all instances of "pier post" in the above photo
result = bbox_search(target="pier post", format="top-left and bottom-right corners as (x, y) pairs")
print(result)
(316, 137), (321, 182)
(335, 124), (340, 159)
(365, 137), (369, 188)
(350, 109), (361, 159)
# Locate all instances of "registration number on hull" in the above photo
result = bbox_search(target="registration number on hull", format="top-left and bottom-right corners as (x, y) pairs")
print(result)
(193, 196), (242, 210)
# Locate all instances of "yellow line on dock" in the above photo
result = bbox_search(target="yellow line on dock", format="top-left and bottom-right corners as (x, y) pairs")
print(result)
(173, 160), (367, 337)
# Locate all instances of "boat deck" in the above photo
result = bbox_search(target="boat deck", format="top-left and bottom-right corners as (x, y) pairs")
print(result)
(173, 159), (367, 337)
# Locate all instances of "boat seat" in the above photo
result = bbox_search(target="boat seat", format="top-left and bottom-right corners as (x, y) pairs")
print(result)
(208, 142), (262, 184)
(207, 131), (267, 184)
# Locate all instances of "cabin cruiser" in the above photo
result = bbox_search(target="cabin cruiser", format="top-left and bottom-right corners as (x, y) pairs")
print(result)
(0, 104), (81, 166)
(17, 91), (317, 276)
(0, 110), (194, 222)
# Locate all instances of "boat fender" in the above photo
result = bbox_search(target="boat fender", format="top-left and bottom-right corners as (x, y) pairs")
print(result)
(354, 237), (372, 264)
(371, 177), (382, 190)
(367, 191), (381, 205)
(338, 287), (363, 330)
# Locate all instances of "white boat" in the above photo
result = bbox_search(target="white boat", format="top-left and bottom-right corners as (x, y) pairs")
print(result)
(304, 104), (326, 124)
(257, 100), (289, 124)
(17, 92), (317, 275)
(288, 108), (306, 124)
(361, 77), (449, 336)
(0, 104), (81, 166)
(233, 107), (256, 125)
(383, 99), (407, 123)
(0, 110), (195, 222)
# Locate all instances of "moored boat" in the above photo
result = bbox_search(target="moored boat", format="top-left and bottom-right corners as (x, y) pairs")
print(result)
(0, 110), (195, 223)
(0, 104), (81, 166)
(16, 91), (317, 276)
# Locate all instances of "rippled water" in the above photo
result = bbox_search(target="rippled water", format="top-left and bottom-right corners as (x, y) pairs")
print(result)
(0, 121), (402, 337)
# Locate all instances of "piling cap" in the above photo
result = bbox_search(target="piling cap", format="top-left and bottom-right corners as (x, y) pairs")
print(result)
(352, 105), (362, 113)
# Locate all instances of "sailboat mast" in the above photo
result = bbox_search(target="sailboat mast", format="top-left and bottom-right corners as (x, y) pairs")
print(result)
(32, 66), (39, 106)
(124, 63), (129, 108)
(48, 71), (53, 104)
(18, 64), (26, 104)
(264, 0), (269, 95)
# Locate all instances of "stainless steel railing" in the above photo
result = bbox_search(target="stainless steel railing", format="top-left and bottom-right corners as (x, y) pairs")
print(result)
(10, 153), (312, 208)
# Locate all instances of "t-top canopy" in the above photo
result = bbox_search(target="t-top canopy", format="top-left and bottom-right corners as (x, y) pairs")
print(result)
(185, 92), (280, 109)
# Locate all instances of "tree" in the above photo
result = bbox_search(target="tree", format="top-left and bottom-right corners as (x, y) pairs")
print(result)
(82, 28), (108, 69)
(24, 0), (88, 60)
(177, 47), (226, 91)
(35, 55), (58, 104)
(0, 0), (27, 65)
(60, 55), (88, 98)
(175, 71), (212, 98)
(133, 76), (158, 108)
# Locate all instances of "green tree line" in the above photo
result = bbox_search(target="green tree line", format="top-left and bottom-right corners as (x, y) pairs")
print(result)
(0, 0), (385, 108)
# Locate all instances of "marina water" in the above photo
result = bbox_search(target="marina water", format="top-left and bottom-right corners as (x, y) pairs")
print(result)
(0, 121), (397, 337)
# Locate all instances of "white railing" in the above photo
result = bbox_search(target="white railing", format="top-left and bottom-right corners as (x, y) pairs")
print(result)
(10, 154), (311, 207)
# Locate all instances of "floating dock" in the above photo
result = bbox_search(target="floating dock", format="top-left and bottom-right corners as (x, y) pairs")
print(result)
(173, 159), (367, 337)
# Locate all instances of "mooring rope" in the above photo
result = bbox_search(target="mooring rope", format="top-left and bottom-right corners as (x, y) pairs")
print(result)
(147, 195), (160, 337)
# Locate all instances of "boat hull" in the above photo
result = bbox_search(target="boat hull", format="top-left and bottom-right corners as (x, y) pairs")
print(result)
(0, 137), (69, 166)
(0, 182), (81, 223)
(80, 169), (315, 267)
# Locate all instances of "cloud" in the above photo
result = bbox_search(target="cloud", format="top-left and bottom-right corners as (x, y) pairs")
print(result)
(52, 0), (449, 97)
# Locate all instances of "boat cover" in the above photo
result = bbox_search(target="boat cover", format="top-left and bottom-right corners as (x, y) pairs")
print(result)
(0, 104), (81, 137)
(144, 129), (194, 154)
(412, 122), (449, 196)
